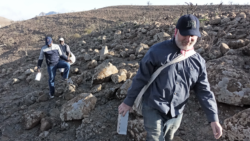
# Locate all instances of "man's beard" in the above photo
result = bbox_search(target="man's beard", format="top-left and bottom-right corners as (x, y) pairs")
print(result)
(175, 34), (197, 50)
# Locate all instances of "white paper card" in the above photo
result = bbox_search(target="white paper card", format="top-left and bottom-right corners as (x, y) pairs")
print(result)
(35, 72), (41, 81)
(117, 112), (129, 135)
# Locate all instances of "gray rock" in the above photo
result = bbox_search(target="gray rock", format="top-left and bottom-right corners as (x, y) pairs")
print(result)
(242, 45), (250, 56)
(114, 30), (122, 40)
(40, 117), (52, 131)
(210, 17), (221, 25)
(228, 39), (245, 49)
(207, 54), (250, 106)
(90, 84), (102, 93)
(120, 51), (128, 58)
(87, 60), (98, 69)
(129, 54), (136, 60)
(141, 28), (147, 34)
(91, 61), (118, 84)
(39, 131), (50, 138)
(223, 108), (250, 141)
(37, 93), (49, 102)
(116, 79), (132, 99)
(60, 93), (97, 121)
(24, 110), (44, 130)
(12, 78), (20, 84)
(111, 69), (127, 84)
(24, 69), (34, 75)
(238, 12), (246, 19)
(221, 17), (231, 24)
(220, 43), (230, 55)
(153, 32), (171, 42)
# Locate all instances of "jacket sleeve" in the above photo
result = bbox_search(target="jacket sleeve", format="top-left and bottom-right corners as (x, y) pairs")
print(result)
(123, 48), (156, 107)
(194, 60), (219, 122)
(37, 48), (44, 69)
(57, 45), (68, 61)
(66, 45), (71, 56)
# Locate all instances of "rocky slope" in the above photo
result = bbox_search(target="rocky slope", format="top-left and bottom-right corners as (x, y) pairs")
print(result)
(0, 5), (250, 141)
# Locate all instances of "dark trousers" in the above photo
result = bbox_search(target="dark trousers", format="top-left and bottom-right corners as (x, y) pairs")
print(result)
(47, 60), (70, 95)
(142, 101), (183, 141)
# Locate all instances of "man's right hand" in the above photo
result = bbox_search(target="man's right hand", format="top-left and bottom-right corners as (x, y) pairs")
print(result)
(118, 102), (132, 117)
(67, 59), (73, 63)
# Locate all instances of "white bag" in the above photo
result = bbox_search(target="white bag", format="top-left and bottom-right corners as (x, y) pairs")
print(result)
(133, 50), (196, 115)
(69, 53), (76, 65)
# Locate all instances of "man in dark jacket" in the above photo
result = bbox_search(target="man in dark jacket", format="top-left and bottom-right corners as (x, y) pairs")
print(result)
(118, 14), (222, 141)
(37, 36), (72, 99)
(58, 37), (71, 77)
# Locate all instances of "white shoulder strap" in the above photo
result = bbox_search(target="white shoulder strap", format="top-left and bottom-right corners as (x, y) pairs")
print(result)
(134, 50), (196, 108)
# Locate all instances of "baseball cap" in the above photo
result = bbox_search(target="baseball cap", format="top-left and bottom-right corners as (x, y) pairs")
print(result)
(59, 38), (64, 41)
(45, 36), (52, 46)
(176, 14), (201, 37)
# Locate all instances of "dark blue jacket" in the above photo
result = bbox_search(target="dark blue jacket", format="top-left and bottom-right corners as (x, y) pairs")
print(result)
(37, 44), (68, 68)
(123, 38), (219, 122)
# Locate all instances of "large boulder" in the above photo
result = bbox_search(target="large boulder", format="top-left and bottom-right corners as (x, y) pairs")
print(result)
(24, 110), (44, 130)
(60, 93), (97, 121)
(207, 53), (250, 106)
(91, 61), (118, 84)
(223, 108), (250, 141)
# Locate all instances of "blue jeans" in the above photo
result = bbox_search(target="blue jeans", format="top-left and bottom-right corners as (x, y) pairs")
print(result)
(142, 101), (183, 141)
(47, 60), (70, 96)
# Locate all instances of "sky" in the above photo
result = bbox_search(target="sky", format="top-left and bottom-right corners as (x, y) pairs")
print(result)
(0, 0), (249, 21)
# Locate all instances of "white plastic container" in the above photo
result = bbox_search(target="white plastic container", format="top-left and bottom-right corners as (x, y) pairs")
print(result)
(117, 112), (129, 135)
(35, 72), (41, 81)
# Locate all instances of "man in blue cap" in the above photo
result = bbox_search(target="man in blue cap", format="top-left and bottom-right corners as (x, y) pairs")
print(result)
(37, 36), (72, 99)
(118, 14), (222, 141)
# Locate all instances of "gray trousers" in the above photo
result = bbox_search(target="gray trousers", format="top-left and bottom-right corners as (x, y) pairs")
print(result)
(142, 101), (183, 141)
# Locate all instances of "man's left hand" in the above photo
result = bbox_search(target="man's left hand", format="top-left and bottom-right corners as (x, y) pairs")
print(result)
(210, 122), (222, 139)
(67, 59), (72, 63)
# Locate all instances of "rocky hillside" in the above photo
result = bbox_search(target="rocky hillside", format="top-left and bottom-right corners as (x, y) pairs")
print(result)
(38, 11), (58, 16)
(0, 5), (250, 141)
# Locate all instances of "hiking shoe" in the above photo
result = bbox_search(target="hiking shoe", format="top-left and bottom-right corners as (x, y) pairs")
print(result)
(49, 93), (54, 99)
(67, 78), (74, 84)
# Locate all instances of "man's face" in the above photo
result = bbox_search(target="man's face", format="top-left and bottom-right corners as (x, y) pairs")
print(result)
(48, 41), (53, 47)
(175, 30), (198, 50)
(60, 41), (64, 45)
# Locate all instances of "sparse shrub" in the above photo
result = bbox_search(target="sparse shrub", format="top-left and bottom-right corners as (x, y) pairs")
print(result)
(199, 17), (209, 27)
(84, 28), (93, 34)
(72, 33), (81, 39)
